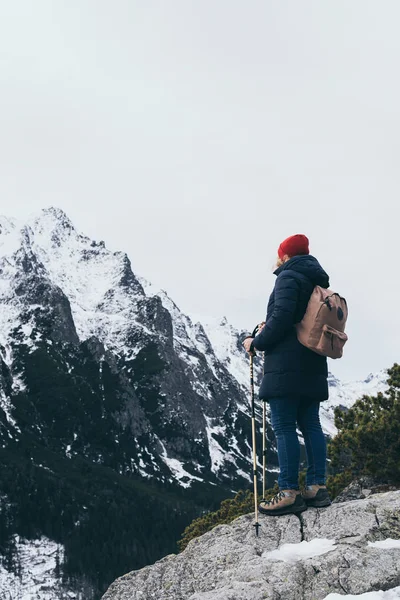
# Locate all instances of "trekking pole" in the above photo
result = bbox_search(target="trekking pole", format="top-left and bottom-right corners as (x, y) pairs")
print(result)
(262, 398), (267, 501)
(249, 350), (260, 537)
(248, 324), (262, 537)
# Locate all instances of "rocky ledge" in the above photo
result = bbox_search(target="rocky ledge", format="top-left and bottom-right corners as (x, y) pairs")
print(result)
(102, 490), (400, 600)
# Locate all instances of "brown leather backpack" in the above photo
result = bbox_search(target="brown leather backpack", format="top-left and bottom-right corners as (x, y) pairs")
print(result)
(296, 287), (348, 359)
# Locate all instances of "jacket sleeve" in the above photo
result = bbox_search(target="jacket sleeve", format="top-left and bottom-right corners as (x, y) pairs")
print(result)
(252, 273), (300, 351)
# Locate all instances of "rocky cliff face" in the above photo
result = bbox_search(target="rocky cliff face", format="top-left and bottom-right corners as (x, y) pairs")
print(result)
(102, 490), (400, 600)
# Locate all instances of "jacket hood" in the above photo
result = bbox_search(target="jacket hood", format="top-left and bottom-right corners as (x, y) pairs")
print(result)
(274, 255), (330, 288)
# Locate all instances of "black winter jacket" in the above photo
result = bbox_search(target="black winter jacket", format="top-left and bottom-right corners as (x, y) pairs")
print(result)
(252, 255), (330, 401)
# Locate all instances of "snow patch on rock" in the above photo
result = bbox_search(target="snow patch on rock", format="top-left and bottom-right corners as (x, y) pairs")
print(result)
(368, 539), (400, 550)
(263, 537), (337, 562)
(323, 587), (400, 599)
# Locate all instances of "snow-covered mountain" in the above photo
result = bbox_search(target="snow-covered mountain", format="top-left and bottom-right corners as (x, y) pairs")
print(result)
(0, 207), (390, 599)
(0, 208), (269, 490)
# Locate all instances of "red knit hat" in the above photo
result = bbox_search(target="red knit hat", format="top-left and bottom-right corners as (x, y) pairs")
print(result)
(278, 234), (309, 260)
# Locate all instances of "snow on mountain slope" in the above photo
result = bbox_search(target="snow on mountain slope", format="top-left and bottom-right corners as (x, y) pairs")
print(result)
(192, 315), (255, 393)
(0, 208), (154, 360)
(138, 281), (270, 480)
(139, 279), (229, 399)
(0, 217), (33, 354)
(0, 537), (77, 600)
(321, 371), (388, 436)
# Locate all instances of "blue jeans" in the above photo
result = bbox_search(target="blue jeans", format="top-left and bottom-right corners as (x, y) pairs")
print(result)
(269, 397), (327, 490)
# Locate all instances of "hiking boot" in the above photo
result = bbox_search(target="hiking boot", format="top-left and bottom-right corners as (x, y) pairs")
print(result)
(259, 490), (307, 517)
(302, 485), (331, 508)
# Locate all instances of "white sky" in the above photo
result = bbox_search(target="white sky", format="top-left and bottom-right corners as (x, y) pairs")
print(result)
(0, 1), (399, 380)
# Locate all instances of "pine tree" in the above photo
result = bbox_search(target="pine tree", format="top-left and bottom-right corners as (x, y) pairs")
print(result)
(328, 364), (400, 486)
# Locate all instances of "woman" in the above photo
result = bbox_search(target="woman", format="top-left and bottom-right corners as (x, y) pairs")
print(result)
(243, 234), (331, 516)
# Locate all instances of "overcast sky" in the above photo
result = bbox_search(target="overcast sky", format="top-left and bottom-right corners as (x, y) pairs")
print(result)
(0, 1), (399, 380)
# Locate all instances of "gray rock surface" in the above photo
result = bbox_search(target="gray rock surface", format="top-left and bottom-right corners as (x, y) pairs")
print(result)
(333, 477), (398, 504)
(102, 491), (400, 600)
